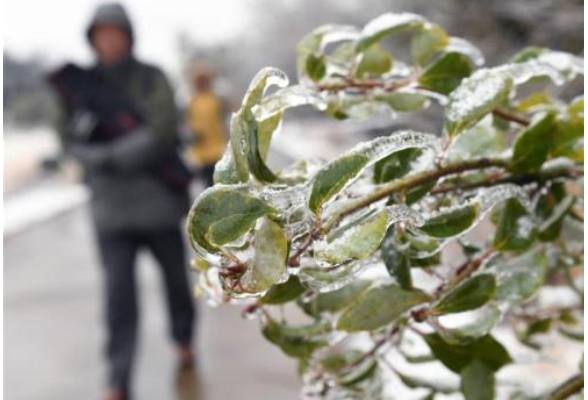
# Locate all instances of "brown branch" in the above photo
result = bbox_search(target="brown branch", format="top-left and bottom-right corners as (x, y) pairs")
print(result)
(492, 108), (531, 127)
(543, 374), (584, 400)
(324, 157), (509, 231)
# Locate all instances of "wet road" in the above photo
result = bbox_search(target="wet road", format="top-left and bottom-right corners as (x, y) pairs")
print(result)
(4, 206), (300, 400)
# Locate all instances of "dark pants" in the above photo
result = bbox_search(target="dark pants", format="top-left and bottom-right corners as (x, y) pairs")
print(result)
(96, 227), (196, 394)
(200, 165), (215, 188)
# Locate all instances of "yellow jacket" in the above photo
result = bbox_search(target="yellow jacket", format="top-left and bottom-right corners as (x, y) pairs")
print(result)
(188, 92), (227, 166)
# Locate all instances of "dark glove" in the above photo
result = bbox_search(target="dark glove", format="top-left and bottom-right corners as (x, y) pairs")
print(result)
(68, 144), (115, 173)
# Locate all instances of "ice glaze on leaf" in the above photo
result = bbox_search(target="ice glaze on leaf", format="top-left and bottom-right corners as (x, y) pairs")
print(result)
(419, 203), (480, 238)
(419, 52), (473, 95)
(433, 274), (497, 315)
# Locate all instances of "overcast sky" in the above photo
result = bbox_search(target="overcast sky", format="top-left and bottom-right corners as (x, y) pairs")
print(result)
(4, 0), (251, 74)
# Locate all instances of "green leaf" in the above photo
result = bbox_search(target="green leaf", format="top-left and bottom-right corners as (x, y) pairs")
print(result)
(188, 188), (277, 253)
(406, 180), (437, 205)
(511, 113), (557, 172)
(317, 210), (389, 264)
(419, 203), (480, 238)
(213, 146), (241, 185)
(337, 358), (379, 387)
(337, 284), (431, 332)
(357, 12), (426, 51)
(539, 195), (575, 240)
(262, 319), (330, 358)
(411, 24), (449, 66)
(356, 44), (392, 78)
(433, 274), (496, 314)
(373, 148), (422, 184)
(424, 333), (512, 373)
(495, 248), (548, 306)
(436, 306), (502, 345)
(306, 53), (326, 82)
(300, 280), (371, 316)
(246, 116), (279, 183)
(493, 199), (537, 251)
(460, 359), (495, 400)
(297, 24), (358, 76)
(444, 70), (513, 138)
(260, 275), (307, 305)
(243, 217), (288, 292)
(377, 91), (428, 112)
(382, 227), (412, 289)
(419, 53), (473, 95)
(447, 117), (505, 161)
(309, 154), (369, 213)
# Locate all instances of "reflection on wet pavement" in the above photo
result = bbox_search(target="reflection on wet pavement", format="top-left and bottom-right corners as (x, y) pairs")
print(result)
(175, 367), (203, 400)
(5, 206), (300, 400)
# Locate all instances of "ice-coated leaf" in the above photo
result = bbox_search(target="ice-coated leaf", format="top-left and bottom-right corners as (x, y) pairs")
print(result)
(446, 116), (505, 161)
(495, 248), (548, 306)
(297, 24), (359, 77)
(538, 195), (575, 240)
(411, 24), (449, 66)
(552, 96), (584, 162)
(373, 148), (422, 184)
(357, 12), (426, 51)
(510, 47), (584, 81)
(260, 275), (307, 305)
(242, 67), (289, 109)
(356, 44), (393, 78)
(511, 112), (557, 172)
(306, 53), (326, 82)
(461, 359), (495, 400)
(444, 69), (513, 138)
(227, 68), (292, 183)
(245, 114), (280, 183)
(444, 57), (571, 137)
(424, 333), (512, 373)
(377, 91), (429, 112)
(493, 198), (537, 251)
(434, 306), (502, 345)
(262, 319), (330, 358)
(316, 210), (388, 264)
(337, 284), (431, 332)
(476, 184), (532, 215)
(228, 113), (254, 182)
(188, 187), (277, 253)
(309, 153), (369, 213)
(382, 226), (412, 289)
(433, 274), (496, 315)
(446, 37), (485, 66)
(418, 52), (473, 95)
(309, 130), (439, 213)
(337, 357), (379, 388)
(252, 85), (327, 121)
(299, 260), (368, 293)
(213, 143), (241, 184)
(300, 280), (371, 316)
(242, 217), (288, 293)
(419, 203), (480, 238)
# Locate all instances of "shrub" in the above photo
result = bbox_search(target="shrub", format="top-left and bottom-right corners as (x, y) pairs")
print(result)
(188, 12), (584, 400)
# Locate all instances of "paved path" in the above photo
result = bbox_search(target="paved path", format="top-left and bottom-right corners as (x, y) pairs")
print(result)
(4, 206), (301, 400)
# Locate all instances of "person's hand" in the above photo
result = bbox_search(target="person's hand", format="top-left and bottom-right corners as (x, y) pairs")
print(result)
(68, 144), (115, 173)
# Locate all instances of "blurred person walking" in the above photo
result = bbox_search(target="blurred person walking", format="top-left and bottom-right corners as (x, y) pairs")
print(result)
(186, 64), (228, 187)
(48, 3), (196, 400)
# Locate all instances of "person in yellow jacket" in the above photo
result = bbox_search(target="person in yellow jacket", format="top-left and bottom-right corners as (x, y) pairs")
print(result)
(187, 64), (228, 187)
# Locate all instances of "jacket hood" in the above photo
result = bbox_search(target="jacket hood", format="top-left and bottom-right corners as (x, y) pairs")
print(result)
(86, 3), (134, 48)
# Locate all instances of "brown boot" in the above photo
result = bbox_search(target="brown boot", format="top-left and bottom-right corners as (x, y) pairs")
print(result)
(100, 389), (128, 400)
(177, 345), (195, 371)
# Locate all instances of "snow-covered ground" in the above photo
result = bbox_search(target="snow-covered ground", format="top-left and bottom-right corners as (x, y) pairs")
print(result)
(4, 126), (88, 237)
